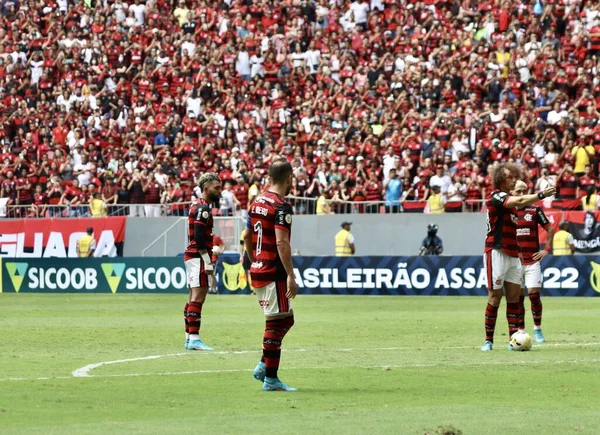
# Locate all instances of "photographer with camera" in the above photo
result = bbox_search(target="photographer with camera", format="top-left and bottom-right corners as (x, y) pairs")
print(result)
(418, 224), (444, 256)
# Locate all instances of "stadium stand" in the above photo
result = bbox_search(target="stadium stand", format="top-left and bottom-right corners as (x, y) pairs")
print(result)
(1, 0), (600, 218)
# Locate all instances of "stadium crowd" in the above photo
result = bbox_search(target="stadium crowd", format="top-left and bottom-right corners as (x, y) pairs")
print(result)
(1, 0), (600, 218)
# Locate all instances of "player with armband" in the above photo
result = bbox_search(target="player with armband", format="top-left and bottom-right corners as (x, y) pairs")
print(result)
(244, 160), (298, 392)
(512, 180), (554, 343)
(481, 163), (556, 352)
(182, 173), (222, 351)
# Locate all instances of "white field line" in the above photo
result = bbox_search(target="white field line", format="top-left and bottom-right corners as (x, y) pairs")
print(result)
(3, 357), (600, 383)
(71, 341), (600, 378)
(0, 341), (598, 383)
(71, 353), (188, 378)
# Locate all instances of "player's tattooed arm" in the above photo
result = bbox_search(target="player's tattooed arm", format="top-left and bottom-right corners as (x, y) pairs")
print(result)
(194, 204), (213, 271)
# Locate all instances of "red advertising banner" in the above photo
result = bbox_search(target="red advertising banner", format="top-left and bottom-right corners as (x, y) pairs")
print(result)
(0, 217), (126, 258)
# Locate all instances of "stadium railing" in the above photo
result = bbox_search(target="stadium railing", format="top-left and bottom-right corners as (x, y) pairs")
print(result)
(0, 199), (489, 218)
(139, 215), (246, 257)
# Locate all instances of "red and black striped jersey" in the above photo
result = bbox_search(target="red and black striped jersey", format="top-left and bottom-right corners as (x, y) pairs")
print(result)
(515, 206), (551, 265)
(248, 191), (293, 288)
(183, 198), (214, 261)
(484, 190), (520, 258)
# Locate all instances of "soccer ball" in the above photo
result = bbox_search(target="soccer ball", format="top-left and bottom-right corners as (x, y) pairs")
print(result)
(510, 330), (532, 351)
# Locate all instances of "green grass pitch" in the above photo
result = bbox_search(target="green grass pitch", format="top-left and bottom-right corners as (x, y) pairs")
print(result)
(0, 295), (599, 434)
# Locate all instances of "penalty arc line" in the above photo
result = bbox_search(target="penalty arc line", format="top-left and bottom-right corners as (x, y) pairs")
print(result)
(67, 341), (600, 378)
(72, 353), (188, 378)
(3, 357), (600, 382)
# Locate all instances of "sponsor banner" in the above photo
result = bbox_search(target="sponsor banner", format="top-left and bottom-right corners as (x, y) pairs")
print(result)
(0, 258), (187, 293)
(0, 217), (126, 258)
(538, 210), (600, 253)
(216, 254), (600, 297)
(1, 255), (599, 295)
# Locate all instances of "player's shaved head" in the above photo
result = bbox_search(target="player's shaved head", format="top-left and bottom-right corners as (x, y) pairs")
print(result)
(198, 172), (222, 203)
(512, 180), (528, 196)
(268, 160), (293, 185)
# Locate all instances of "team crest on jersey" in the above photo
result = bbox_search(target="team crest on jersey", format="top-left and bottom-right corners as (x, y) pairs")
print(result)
(202, 211), (209, 219)
(524, 213), (533, 222)
(285, 214), (292, 224)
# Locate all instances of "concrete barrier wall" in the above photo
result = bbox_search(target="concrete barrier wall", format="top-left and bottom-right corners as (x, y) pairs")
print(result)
(124, 214), (487, 257)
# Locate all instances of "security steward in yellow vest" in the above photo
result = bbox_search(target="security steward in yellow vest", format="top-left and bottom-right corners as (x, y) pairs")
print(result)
(77, 227), (97, 258)
(427, 185), (445, 214)
(552, 222), (575, 256)
(335, 222), (355, 257)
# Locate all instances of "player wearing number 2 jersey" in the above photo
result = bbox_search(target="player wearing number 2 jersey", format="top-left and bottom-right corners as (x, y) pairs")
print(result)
(481, 163), (556, 352)
(244, 160), (297, 392)
(512, 180), (554, 343)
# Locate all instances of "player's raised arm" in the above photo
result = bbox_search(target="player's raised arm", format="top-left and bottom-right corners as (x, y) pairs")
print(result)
(194, 204), (213, 274)
(502, 186), (556, 209)
(275, 202), (296, 299)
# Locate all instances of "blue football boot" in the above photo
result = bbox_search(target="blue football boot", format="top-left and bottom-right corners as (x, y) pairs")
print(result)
(534, 329), (545, 343)
(187, 339), (214, 351)
(253, 361), (266, 382)
(481, 341), (493, 352)
(263, 377), (297, 392)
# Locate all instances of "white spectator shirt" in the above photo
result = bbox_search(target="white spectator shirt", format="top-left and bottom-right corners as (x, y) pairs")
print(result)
(370, 0), (384, 12)
(305, 49), (321, 73)
(250, 54), (264, 77)
(430, 174), (452, 193)
(236, 50), (251, 75)
(301, 116), (313, 133)
(186, 96), (202, 117)
(446, 182), (466, 202)
(129, 3), (146, 25)
(220, 189), (235, 211)
(155, 172), (168, 187)
(382, 154), (398, 179)
(547, 109), (568, 125)
(112, 2), (127, 22)
(181, 41), (196, 57)
(57, 0), (68, 12)
(350, 1), (369, 24)
(30, 60), (44, 85)
(74, 162), (92, 186)
(291, 52), (306, 68)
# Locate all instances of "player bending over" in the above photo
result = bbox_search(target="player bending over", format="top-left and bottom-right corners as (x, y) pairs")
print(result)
(512, 180), (554, 343)
(244, 160), (298, 392)
(183, 173), (222, 351)
(482, 163), (555, 352)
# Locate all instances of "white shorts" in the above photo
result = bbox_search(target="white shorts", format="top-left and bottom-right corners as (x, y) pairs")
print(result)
(184, 258), (209, 288)
(254, 280), (292, 317)
(483, 250), (522, 290)
(522, 262), (542, 289)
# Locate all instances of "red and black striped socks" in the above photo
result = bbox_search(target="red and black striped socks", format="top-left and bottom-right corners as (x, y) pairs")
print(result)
(184, 302), (190, 340)
(263, 316), (294, 379)
(518, 295), (526, 330)
(186, 301), (203, 340)
(529, 292), (543, 328)
(506, 302), (522, 337)
(484, 303), (499, 343)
